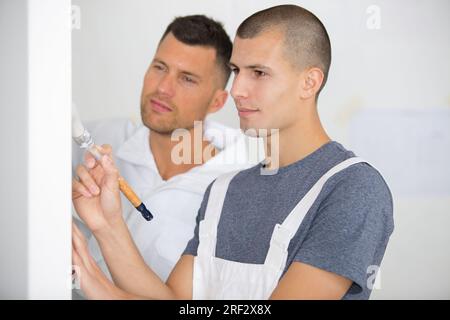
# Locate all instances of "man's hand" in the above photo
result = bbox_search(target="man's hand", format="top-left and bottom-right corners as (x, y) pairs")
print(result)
(72, 222), (128, 299)
(72, 144), (122, 232)
(72, 145), (192, 300)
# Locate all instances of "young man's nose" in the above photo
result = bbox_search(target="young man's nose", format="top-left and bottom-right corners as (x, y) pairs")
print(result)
(230, 73), (249, 101)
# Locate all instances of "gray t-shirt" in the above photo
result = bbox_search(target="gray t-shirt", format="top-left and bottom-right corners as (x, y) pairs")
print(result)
(184, 141), (394, 300)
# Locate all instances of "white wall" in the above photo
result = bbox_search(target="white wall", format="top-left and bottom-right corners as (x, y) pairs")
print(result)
(0, 0), (72, 299)
(0, 0), (29, 299)
(71, 0), (450, 299)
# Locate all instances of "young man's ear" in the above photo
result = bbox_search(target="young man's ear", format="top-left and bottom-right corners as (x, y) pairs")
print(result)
(299, 67), (324, 100)
(207, 89), (228, 114)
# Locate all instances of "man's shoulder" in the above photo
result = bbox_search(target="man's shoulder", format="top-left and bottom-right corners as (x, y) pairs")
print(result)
(314, 142), (391, 203)
(335, 161), (391, 197)
(323, 160), (394, 228)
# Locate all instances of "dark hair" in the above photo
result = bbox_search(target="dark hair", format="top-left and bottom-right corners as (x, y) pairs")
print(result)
(160, 15), (232, 88)
(237, 5), (331, 97)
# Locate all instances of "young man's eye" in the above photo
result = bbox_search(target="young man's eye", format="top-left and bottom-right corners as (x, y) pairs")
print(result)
(231, 67), (239, 74)
(254, 70), (267, 77)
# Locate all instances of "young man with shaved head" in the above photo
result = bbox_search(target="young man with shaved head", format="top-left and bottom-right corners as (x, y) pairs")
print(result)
(72, 5), (393, 300)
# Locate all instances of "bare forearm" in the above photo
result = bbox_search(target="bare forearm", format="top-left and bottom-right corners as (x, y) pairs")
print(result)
(93, 219), (176, 299)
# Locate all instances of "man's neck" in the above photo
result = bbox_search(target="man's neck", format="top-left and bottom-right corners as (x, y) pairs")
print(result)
(264, 106), (331, 170)
(149, 127), (217, 181)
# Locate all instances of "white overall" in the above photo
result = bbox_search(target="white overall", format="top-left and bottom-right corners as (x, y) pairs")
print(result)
(192, 157), (367, 299)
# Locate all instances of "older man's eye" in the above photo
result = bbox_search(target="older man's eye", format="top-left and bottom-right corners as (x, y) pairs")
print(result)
(182, 75), (197, 84)
(153, 64), (165, 71)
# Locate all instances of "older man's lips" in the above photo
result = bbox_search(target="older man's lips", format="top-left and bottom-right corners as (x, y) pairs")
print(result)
(237, 107), (259, 117)
(150, 99), (172, 113)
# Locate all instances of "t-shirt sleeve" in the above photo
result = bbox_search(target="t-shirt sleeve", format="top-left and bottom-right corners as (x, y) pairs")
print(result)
(183, 181), (214, 256)
(294, 164), (394, 294)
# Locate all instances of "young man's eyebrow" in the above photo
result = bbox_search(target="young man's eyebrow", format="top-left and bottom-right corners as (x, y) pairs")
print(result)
(246, 64), (272, 71)
(228, 62), (272, 71)
(153, 58), (202, 80)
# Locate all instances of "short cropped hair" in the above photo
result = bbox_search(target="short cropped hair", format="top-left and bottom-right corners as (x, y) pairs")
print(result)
(160, 15), (232, 88)
(237, 5), (331, 96)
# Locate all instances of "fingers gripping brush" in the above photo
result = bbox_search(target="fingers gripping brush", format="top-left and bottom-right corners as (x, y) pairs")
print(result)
(71, 106), (153, 221)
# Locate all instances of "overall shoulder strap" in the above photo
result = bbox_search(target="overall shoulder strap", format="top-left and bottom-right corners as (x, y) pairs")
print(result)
(197, 170), (241, 257)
